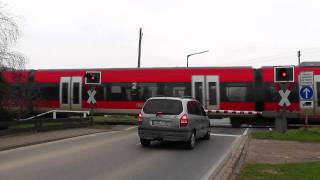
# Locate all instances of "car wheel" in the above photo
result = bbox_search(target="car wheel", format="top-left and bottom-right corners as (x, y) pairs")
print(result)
(186, 132), (196, 149)
(140, 138), (151, 147)
(203, 129), (211, 140)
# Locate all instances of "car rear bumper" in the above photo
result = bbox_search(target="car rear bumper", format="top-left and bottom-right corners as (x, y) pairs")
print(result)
(138, 127), (192, 142)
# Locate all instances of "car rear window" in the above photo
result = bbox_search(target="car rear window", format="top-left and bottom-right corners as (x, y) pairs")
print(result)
(143, 99), (183, 115)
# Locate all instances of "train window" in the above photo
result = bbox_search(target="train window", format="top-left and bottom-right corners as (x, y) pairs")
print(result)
(317, 82), (320, 107)
(103, 86), (107, 100)
(111, 86), (121, 93)
(62, 83), (69, 104)
(226, 86), (247, 102)
(159, 83), (191, 97)
(39, 84), (59, 100)
(73, 82), (80, 104)
(172, 87), (186, 97)
(220, 83), (253, 102)
(195, 82), (203, 103)
(208, 82), (217, 105)
(138, 83), (158, 100)
(100, 82), (191, 101)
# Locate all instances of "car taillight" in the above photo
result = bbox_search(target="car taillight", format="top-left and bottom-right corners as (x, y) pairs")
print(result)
(138, 113), (143, 126)
(180, 114), (188, 127)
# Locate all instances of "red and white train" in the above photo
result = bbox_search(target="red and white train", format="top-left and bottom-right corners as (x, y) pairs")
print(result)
(2, 62), (320, 126)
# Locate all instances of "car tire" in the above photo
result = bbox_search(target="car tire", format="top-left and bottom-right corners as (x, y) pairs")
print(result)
(203, 129), (211, 140)
(186, 132), (196, 149)
(140, 138), (151, 147)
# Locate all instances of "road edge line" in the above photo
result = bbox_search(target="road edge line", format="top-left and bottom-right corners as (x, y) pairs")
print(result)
(0, 130), (118, 152)
(201, 140), (234, 180)
(204, 134), (249, 180)
(124, 126), (138, 131)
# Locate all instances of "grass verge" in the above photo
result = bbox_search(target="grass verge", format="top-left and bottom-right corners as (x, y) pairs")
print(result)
(93, 115), (137, 125)
(252, 128), (320, 142)
(237, 161), (320, 180)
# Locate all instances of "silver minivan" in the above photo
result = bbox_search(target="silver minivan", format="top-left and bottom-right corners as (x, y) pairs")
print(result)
(138, 97), (211, 149)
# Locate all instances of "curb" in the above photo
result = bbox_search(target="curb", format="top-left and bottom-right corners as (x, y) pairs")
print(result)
(0, 130), (111, 151)
(210, 135), (249, 180)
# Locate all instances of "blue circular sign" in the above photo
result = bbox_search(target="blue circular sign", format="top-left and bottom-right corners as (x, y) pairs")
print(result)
(300, 86), (314, 100)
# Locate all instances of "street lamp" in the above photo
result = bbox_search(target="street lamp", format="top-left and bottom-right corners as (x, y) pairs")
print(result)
(187, 50), (209, 67)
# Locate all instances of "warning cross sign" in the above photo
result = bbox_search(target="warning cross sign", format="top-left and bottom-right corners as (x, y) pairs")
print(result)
(87, 89), (97, 104)
(278, 89), (291, 107)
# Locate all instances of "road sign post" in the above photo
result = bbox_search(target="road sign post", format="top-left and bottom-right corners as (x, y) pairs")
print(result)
(273, 66), (295, 133)
(299, 71), (314, 129)
(87, 87), (97, 125)
(84, 71), (101, 125)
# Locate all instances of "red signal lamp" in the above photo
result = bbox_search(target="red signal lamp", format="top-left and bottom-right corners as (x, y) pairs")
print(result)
(282, 72), (287, 77)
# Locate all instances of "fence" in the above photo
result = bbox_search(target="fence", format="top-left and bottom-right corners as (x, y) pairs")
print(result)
(0, 110), (91, 135)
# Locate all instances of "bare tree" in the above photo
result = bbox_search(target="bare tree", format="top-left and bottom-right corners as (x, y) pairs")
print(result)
(0, 3), (28, 123)
(0, 4), (26, 71)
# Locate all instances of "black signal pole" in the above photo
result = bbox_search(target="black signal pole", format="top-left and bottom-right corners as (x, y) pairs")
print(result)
(298, 50), (301, 65)
(137, 28), (143, 68)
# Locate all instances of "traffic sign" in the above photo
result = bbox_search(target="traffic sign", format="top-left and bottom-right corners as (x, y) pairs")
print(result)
(299, 71), (314, 109)
(87, 89), (97, 104)
(278, 89), (291, 107)
(299, 71), (313, 86)
(300, 101), (313, 109)
(299, 86), (314, 100)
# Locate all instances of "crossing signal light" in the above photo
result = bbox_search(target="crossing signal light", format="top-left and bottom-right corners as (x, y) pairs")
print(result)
(274, 66), (294, 82)
(85, 71), (101, 84)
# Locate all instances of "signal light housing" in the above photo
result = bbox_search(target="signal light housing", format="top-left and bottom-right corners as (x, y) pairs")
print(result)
(138, 113), (143, 126)
(180, 114), (188, 127)
(274, 66), (294, 82)
(85, 71), (101, 85)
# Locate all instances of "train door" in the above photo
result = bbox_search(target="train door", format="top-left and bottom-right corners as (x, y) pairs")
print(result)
(314, 75), (320, 115)
(192, 75), (220, 109)
(59, 77), (82, 110)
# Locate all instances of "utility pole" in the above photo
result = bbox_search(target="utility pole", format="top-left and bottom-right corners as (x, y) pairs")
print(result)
(137, 28), (143, 68)
(298, 50), (301, 65)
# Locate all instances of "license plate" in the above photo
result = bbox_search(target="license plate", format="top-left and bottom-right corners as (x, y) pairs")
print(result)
(152, 120), (169, 126)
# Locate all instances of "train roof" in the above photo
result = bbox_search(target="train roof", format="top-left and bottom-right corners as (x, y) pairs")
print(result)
(32, 66), (253, 71)
(300, 62), (320, 67)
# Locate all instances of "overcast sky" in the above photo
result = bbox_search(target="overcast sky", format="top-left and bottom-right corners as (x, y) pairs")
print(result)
(5, 0), (320, 69)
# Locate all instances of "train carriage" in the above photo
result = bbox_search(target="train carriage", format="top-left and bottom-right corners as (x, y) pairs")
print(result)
(31, 67), (254, 114)
(2, 63), (320, 126)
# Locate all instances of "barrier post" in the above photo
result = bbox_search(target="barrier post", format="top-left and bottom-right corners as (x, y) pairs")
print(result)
(53, 111), (57, 119)
(304, 111), (309, 131)
(275, 112), (287, 133)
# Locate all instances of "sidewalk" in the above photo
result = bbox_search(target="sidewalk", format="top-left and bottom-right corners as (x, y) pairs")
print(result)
(0, 128), (110, 151)
(246, 139), (320, 164)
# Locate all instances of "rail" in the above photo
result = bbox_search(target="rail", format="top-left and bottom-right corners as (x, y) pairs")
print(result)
(18, 110), (90, 121)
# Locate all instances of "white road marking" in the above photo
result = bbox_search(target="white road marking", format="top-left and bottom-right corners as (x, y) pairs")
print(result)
(210, 133), (241, 137)
(201, 137), (237, 180)
(125, 126), (138, 131)
(243, 128), (249, 135)
(0, 131), (120, 154)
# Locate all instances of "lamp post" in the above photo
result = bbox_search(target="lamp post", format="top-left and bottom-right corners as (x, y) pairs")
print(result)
(187, 50), (209, 67)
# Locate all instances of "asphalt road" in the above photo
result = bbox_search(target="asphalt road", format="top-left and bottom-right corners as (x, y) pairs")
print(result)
(0, 127), (250, 180)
